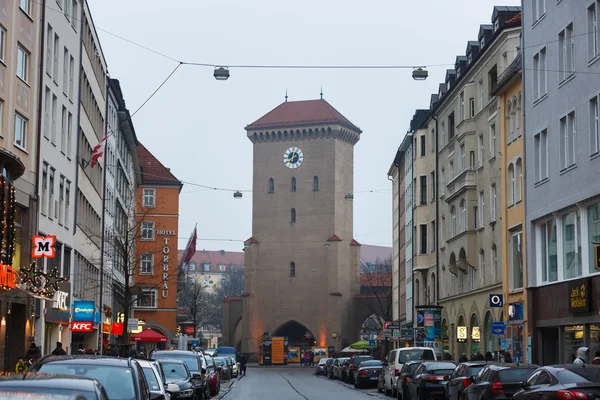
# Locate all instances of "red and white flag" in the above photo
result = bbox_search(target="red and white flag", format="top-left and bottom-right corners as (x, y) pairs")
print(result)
(180, 225), (197, 271)
(90, 136), (108, 168)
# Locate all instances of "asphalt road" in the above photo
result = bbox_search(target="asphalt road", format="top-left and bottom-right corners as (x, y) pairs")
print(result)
(222, 367), (388, 400)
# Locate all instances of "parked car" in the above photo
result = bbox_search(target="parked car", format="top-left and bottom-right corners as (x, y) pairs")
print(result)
(354, 359), (385, 389)
(216, 346), (237, 362)
(445, 361), (493, 400)
(152, 350), (210, 399)
(315, 358), (330, 375)
(330, 357), (350, 380)
(514, 365), (600, 400)
(324, 358), (335, 378)
(204, 348), (217, 357)
(137, 359), (178, 400)
(406, 361), (458, 400)
(346, 355), (373, 383)
(214, 357), (232, 380)
(383, 347), (437, 397)
(224, 356), (238, 377)
(29, 355), (151, 400)
(157, 359), (202, 400)
(0, 373), (110, 400)
(463, 363), (538, 400)
(395, 360), (424, 400)
(205, 355), (221, 395)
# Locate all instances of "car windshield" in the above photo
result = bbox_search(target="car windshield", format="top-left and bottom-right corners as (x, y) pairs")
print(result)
(161, 362), (190, 381)
(154, 354), (199, 372)
(468, 366), (485, 376)
(353, 357), (372, 365)
(399, 350), (435, 363)
(142, 367), (161, 391)
(361, 360), (384, 367)
(0, 387), (96, 400)
(557, 369), (600, 384)
(498, 369), (537, 382)
(37, 364), (135, 400)
(319, 359), (329, 365)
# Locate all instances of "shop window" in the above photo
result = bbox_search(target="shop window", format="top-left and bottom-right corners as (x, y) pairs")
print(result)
(563, 325), (584, 363)
(591, 324), (600, 361)
(563, 210), (582, 279)
(588, 202), (600, 274)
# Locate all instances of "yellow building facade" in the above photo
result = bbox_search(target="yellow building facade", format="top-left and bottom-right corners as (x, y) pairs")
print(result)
(493, 53), (528, 363)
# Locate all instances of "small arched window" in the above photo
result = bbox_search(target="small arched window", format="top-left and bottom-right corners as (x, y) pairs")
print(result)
(291, 177), (297, 192)
(431, 272), (436, 303)
(269, 178), (275, 193)
(508, 163), (515, 205)
(460, 199), (466, 232)
(480, 249), (486, 286)
(516, 158), (522, 202)
(313, 176), (319, 192)
(290, 262), (296, 277)
(290, 208), (296, 223)
(507, 101), (513, 135)
(451, 206), (457, 236)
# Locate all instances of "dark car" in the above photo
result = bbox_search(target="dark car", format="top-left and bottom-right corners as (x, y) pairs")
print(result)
(445, 362), (495, 400)
(406, 361), (458, 400)
(354, 359), (385, 389)
(395, 360), (423, 400)
(324, 358), (335, 378)
(157, 359), (202, 400)
(0, 373), (109, 400)
(331, 357), (350, 380)
(29, 355), (152, 400)
(213, 357), (231, 380)
(346, 355), (374, 383)
(463, 363), (538, 400)
(514, 365), (600, 400)
(152, 350), (210, 399)
(205, 355), (221, 395)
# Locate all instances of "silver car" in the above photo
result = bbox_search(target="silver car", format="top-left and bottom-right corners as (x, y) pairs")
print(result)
(315, 358), (330, 375)
(137, 359), (180, 400)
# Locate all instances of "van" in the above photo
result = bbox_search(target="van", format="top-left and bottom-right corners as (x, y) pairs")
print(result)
(382, 347), (436, 397)
(216, 346), (237, 361)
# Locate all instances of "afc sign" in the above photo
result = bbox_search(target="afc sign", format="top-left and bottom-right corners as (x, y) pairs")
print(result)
(71, 322), (92, 332)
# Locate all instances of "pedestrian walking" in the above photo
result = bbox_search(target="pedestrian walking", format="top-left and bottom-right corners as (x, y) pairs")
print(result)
(304, 351), (310, 366)
(300, 350), (304, 366)
(239, 353), (247, 377)
(51, 342), (67, 356)
(25, 342), (41, 363)
(573, 347), (589, 365)
(309, 350), (314, 366)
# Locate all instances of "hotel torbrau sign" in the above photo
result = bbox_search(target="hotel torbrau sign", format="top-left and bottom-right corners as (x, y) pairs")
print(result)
(161, 236), (172, 299)
(568, 278), (592, 313)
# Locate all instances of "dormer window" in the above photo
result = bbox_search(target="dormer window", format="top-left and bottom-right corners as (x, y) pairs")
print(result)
(493, 20), (499, 32)
(447, 81), (451, 91)
(468, 53), (472, 64)
(480, 38), (485, 48)
(457, 69), (461, 79)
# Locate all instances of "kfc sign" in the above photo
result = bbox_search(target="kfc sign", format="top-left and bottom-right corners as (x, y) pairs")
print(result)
(71, 322), (93, 332)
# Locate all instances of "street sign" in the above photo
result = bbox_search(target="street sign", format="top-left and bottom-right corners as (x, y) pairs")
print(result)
(191, 340), (199, 347)
(392, 331), (401, 339)
(400, 329), (414, 339)
(383, 329), (392, 338)
(387, 324), (400, 330)
(489, 294), (504, 307)
(491, 322), (505, 335)
(369, 340), (376, 346)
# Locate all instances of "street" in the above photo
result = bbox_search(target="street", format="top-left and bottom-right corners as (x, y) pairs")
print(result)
(222, 367), (387, 400)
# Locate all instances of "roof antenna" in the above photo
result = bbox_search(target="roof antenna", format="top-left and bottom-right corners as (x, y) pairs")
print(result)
(320, 86), (323, 100)
(285, 89), (288, 103)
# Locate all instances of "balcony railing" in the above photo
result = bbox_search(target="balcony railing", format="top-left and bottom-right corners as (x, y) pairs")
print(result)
(445, 169), (476, 202)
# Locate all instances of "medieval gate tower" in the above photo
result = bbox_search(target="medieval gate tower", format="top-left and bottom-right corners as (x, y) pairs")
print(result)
(241, 98), (362, 359)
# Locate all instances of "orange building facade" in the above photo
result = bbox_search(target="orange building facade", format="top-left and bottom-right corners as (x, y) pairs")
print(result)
(133, 144), (182, 347)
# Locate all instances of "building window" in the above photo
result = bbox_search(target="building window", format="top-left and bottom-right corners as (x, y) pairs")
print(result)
(533, 47), (547, 101)
(532, 0), (546, 23)
(479, 191), (485, 228)
(313, 176), (319, 192)
(291, 177), (296, 192)
(492, 244), (498, 283)
(460, 144), (465, 171)
(141, 221), (155, 241)
(290, 262), (296, 277)
(587, 202), (600, 273)
(419, 135), (426, 156)
(290, 208), (296, 223)
(479, 249), (486, 286)
(491, 184), (497, 222)
(431, 221), (436, 252)
(507, 101), (514, 137)
(415, 279), (420, 306)
(448, 112), (455, 140)
(478, 134), (484, 167)
(46, 25), (52, 76)
(490, 124), (496, 157)
(558, 23), (575, 82)
(534, 129), (549, 182)
(143, 188), (155, 208)
(268, 178), (274, 193)
(589, 2), (599, 61)
(414, 137), (417, 160)
(202, 263), (211, 272)
(460, 199), (466, 233)
(441, 216), (445, 245)
(449, 161), (454, 180)
(71, 0), (78, 30)
(420, 175), (427, 205)
(474, 206), (478, 230)
(219, 264), (226, 272)
(431, 129), (435, 153)
(65, 180), (70, 227)
(420, 224), (427, 255)
(478, 80), (484, 109)
(136, 289), (157, 308)
(69, 56), (75, 100)
(590, 95), (600, 156)
(563, 209), (582, 279)
(451, 206), (457, 237)
(49, 169), (55, 218)
(42, 163), (48, 215)
(51, 95), (57, 143)
(17, 45), (29, 82)
(560, 111), (576, 169)
(0, 26), (5, 62)
(470, 266), (476, 290)
(516, 158), (522, 202)
(188, 262), (196, 271)
(431, 171), (435, 202)
(63, 47), (68, 94)
(470, 151), (475, 170)
(509, 163), (515, 206)
(53, 34), (59, 83)
(512, 231), (523, 290)
(460, 92), (465, 120)
(469, 98), (475, 118)
(59, 175), (65, 225)
(140, 254), (153, 275)
(540, 219), (558, 282)
(19, 0), (31, 14)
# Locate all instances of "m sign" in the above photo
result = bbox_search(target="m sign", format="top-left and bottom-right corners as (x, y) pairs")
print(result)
(71, 322), (92, 332)
(31, 235), (57, 258)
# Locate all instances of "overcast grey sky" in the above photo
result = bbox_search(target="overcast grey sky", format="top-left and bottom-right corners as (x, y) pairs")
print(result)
(88, 0), (521, 252)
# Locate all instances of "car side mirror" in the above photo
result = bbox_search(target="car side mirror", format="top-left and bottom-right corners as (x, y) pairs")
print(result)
(150, 393), (166, 400)
(166, 383), (180, 393)
(521, 381), (528, 389)
(192, 373), (202, 380)
(470, 376), (476, 382)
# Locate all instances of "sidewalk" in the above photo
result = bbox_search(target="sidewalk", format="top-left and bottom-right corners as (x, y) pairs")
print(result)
(215, 377), (236, 399)
(247, 362), (316, 368)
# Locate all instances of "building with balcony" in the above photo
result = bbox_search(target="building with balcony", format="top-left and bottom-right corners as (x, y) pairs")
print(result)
(37, 0), (81, 356)
(523, 1), (600, 364)
(431, 6), (521, 360)
(491, 47), (527, 364)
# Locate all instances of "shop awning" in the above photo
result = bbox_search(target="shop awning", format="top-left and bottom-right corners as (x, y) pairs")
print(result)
(349, 339), (378, 349)
(130, 328), (167, 343)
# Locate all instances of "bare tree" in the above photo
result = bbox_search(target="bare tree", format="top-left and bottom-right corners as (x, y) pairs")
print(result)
(356, 256), (393, 330)
(178, 275), (220, 333)
(208, 267), (244, 330)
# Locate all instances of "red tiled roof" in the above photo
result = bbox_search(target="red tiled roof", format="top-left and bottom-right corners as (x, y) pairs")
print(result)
(245, 237), (259, 244)
(245, 99), (362, 133)
(350, 239), (361, 246)
(178, 249), (244, 273)
(138, 143), (181, 186)
(327, 234), (342, 242)
(360, 273), (392, 287)
(506, 12), (521, 24)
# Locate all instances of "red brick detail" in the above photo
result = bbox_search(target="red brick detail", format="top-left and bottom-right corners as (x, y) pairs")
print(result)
(330, 292), (342, 296)
(223, 296), (242, 302)
(327, 234), (342, 242)
(245, 237), (259, 244)
(350, 239), (361, 246)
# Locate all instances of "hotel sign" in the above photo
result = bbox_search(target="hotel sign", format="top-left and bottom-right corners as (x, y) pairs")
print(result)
(161, 236), (172, 299)
(569, 278), (592, 313)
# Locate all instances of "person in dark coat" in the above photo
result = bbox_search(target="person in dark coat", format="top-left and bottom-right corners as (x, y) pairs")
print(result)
(25, 342), (41, 362)
(109, 346), (119, 357)
(485, 351), (493, 361)
(503, 351), (513, 363)
(239, 353), (247, 376)
(459, 353), (468, 363)
(51, 342), (66, 356)
(309, 351), (314, 366)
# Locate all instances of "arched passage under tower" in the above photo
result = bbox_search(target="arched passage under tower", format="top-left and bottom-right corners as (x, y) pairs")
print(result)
(272, 320), (316, 348)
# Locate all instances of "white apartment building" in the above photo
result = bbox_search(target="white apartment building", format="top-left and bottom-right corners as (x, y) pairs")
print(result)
(37, 0), (81, 356)
(72, 1), (108, 352)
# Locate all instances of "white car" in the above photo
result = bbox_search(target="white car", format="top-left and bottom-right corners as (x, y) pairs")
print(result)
(137, 359), (180, 400)
(382, 347), (436, 397)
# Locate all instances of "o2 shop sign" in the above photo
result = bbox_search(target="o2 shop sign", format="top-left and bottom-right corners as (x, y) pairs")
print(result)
(71, 322), (92, 333)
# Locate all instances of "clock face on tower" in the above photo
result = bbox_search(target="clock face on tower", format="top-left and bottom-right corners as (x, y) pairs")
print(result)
(283, 146), (304, 169)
